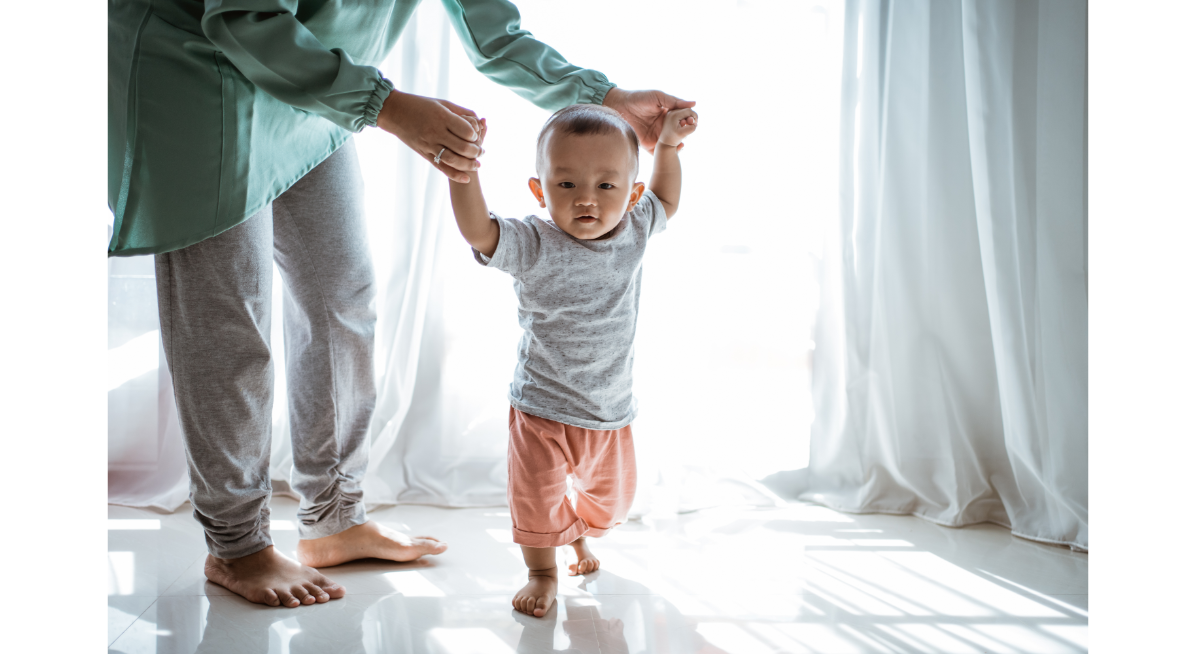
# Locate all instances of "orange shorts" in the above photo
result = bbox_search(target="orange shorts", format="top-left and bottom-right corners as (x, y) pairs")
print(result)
(507, 407), (637, 548)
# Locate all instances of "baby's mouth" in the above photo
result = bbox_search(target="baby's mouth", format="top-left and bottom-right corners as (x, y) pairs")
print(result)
(576, 215), (597, 223)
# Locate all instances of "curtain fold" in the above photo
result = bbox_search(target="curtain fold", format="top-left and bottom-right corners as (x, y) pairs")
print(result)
(803, 0), (1087, 551)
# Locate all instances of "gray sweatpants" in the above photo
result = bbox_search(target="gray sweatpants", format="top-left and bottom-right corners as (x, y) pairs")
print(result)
(155, 141), (375, 559)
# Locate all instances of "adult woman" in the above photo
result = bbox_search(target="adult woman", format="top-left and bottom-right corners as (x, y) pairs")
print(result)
(109, 0), (693, 609)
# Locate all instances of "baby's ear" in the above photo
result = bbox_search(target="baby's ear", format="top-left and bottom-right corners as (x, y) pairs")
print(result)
(528, 178), (546, 208)
(626, 182), (646, 211)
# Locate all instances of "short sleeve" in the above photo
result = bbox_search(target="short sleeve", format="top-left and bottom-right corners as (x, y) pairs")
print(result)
(473, 214), (542, 275)
(629, 190), (668, 238)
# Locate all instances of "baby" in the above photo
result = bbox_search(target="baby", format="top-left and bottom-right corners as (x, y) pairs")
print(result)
(448, 102), (698, 617)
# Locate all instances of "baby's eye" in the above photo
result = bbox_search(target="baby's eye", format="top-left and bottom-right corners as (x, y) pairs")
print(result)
(599, 183), (615, 190)
(559, 182), (575, 189)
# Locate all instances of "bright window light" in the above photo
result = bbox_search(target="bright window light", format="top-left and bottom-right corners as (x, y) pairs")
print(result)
(427, 628), (515, 654)
(108, 551), (135, 596)
(1040, 624), (1089, 650)
(383, 571), (446, 597)
(107, 519), (160, 530)
(975, 569), (1088, 617)
(848, 539), (914, 547)
(696, 623), (777, 654)
(108, 330), (159, 391)
(485, 528), (513, 544)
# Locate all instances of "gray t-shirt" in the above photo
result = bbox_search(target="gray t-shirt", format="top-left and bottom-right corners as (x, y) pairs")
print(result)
(475, 190), (667, 430)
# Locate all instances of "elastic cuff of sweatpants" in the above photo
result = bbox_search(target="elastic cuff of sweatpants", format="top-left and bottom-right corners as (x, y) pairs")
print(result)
(207, 528), (273, 561)
(513, 517), (590, 549)
(298, 499), (368, 541)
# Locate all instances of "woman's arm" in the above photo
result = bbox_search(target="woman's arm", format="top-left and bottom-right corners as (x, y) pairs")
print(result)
(440, 0), (615, 110)
(203, 0), (484, 181)
(441, 0), (697, 152)
(201, 0), (391, 133)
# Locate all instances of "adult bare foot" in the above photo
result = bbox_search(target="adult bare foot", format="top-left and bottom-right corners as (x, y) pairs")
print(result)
(513, 568), (558, 617)
(568, 537), (600, 576)
(204, 546), (345, 608)
(296, 520), (447, 568)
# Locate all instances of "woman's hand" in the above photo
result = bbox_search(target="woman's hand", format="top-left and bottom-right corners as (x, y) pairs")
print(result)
(376, 91), (485, 183)
(602, 88), (697, 154)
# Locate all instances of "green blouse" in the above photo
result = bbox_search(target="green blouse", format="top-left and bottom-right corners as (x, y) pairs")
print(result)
(108, 0), (615, 256)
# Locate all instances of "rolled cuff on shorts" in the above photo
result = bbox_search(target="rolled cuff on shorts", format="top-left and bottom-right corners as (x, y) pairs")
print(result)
(513, 516), (590, 548)
(511, 516), (625, 548)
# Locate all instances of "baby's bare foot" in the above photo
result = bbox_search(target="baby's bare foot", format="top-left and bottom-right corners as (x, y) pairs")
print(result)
(512, 569), (558, 617)
(568, 537), (600, 576)
(296, 521), (447, 568)
(204, 546), (345, 608)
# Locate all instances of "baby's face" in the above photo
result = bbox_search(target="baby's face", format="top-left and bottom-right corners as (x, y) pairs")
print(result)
(530, 131), (644, 240)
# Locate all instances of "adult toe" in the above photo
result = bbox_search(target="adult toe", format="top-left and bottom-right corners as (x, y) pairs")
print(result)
(276, 590), (300, 608)
(292, 585), (315, 605)
(304, 582), (329, 602)
(419, 538), (448, 554)
(315, 575), (346, 599)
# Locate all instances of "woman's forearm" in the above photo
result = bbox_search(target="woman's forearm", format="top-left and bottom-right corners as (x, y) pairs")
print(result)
(449, 171), (500, 256)
(441, 0), (614, 111)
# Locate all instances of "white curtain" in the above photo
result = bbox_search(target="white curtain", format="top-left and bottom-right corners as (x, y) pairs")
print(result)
(803, 0), (1087, 551)
(107, 256), (190, 511)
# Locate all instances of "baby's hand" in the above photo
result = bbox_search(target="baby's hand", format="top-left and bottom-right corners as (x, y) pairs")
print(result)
(470, 116), (488, 148)
(657, 108), (698, 148)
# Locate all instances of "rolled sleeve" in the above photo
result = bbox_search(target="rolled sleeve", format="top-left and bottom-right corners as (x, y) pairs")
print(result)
(201, 0), (393, 132)
(440, 0), (616, 111)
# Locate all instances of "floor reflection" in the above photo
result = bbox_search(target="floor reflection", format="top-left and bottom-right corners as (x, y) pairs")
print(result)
(191, 594), (384, 653)
(511, 571), (731, 654)
(109, 500), (1086, 653)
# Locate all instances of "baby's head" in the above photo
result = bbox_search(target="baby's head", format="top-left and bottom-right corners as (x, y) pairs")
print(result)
(529, 104), (645, 240)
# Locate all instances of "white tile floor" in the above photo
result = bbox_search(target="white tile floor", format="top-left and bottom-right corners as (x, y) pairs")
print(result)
(108, 498), (1087, 653)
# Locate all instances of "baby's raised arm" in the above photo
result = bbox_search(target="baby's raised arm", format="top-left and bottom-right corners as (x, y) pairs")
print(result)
(647, 108), (698, 219)
(448, 118), (500, 257)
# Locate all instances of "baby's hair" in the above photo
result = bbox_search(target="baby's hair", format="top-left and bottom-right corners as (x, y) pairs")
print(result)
(536, 104), (639, 175)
